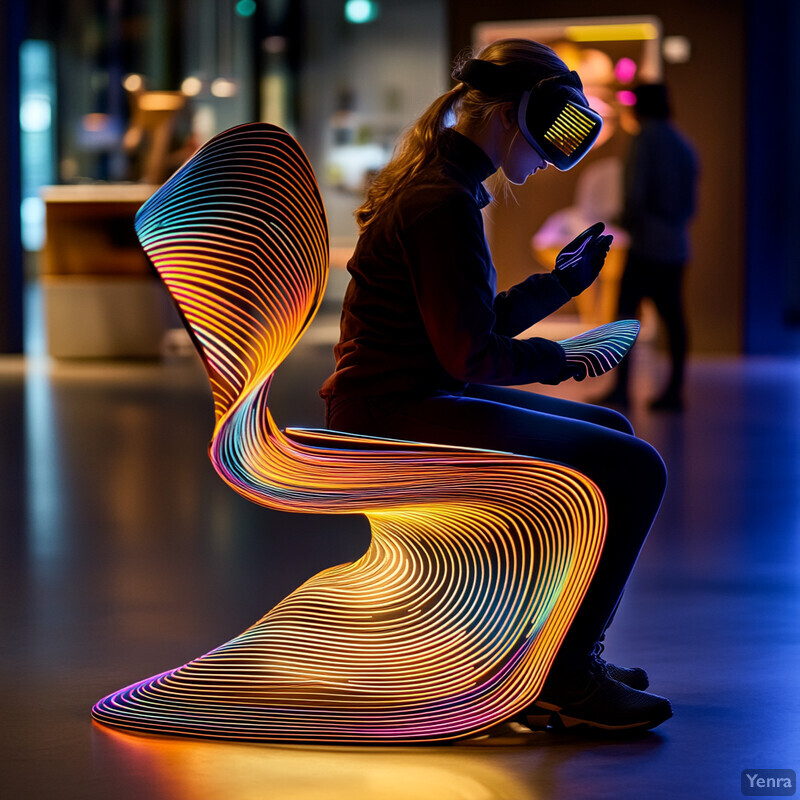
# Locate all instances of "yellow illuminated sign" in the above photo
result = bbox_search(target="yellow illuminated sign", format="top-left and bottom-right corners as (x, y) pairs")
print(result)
(565, 23), (658, 42)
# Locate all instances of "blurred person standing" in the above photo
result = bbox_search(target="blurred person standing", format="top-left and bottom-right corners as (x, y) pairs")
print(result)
(601, 83), (698, 411)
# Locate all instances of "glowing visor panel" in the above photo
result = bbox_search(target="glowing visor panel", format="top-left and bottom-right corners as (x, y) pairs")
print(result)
(544, 102), (598, 157)
(91, 123), (609, 742)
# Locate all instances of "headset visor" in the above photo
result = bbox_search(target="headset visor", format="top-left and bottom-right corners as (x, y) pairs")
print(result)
(519, 91), (603, 171)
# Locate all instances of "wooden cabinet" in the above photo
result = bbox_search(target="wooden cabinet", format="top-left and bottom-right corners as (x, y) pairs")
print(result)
(40, 185), (173, 358)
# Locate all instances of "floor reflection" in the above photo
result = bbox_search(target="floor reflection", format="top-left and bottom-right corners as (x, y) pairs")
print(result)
(93, 724), (545, 800)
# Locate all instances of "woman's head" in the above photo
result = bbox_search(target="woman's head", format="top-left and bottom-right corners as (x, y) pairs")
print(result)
(454, 41), (602, 178)
(452, 40), (577, 184)
(452, 39), (570, 134)
(356, 39), (575, 229)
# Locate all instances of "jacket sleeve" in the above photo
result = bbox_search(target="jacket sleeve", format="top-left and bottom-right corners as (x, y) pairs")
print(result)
(493, 272), (571, 337)
(400, 190), (566, 386)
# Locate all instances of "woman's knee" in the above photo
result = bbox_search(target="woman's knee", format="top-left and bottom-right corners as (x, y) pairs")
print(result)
(648, 440), (667, 481)
(626, 437), (668, 496)
(581, 432), (667, 504)
(584, 404), (635, 436)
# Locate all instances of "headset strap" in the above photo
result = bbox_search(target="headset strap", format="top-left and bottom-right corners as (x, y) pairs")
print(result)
(454, 59), (582, 97)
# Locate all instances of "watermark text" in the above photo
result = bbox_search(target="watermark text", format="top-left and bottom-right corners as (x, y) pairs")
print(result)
(742, 770), (796, 796)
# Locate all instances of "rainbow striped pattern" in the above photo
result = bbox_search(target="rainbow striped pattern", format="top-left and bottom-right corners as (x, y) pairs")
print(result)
(91, 123), (611, 743)
(559, 320), (641, 378)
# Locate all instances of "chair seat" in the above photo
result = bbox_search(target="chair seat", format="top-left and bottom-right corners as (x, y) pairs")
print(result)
(284, 426), (515, 456)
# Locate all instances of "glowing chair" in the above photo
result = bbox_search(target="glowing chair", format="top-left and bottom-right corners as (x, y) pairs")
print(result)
(92, 123), (638, 743)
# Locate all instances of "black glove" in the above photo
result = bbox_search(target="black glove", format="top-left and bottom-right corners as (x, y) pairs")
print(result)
(540, 343), (588, 385)
(552, 222), (613, 298)
(554, 360), (587, 383)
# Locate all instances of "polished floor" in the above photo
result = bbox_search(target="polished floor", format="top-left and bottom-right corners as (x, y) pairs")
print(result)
(1, 315), (799, 800)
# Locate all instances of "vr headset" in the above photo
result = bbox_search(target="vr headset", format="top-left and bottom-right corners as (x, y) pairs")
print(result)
(454, 59), (603, 171)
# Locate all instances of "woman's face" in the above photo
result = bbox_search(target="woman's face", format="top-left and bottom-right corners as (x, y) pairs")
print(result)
(501, 125), (547, 185)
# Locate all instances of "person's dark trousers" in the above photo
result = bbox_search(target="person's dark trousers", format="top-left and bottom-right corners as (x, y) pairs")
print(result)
(613, 253), (688, 399)
(325, 385), (667, 670)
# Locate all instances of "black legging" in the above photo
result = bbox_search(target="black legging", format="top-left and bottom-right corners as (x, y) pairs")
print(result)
(615, 253), (688, 396)
(326, 384), (667, 668)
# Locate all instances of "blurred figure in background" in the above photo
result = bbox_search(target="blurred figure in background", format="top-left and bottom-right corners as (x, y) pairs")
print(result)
(601, 83), (698, 411)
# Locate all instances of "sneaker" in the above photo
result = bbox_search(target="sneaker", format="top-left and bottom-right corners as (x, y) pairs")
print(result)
(591, 641), (649, 691)
(519, 662), (672, 734)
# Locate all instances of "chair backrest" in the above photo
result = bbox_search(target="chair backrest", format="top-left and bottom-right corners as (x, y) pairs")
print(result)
(135, 123), (328, 425)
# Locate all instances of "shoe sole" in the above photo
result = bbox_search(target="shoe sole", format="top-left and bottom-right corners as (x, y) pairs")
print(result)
(523, 701), (673, 734)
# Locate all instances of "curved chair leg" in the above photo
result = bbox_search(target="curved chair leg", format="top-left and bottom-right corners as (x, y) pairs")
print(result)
(91, 123), (609, 743)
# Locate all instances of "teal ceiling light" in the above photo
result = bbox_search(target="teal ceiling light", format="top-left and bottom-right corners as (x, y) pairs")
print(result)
(345, 0), (378, 24)
(236, 0), (257, 18)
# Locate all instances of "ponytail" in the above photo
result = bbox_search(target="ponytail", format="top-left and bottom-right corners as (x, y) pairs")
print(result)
(355, 83), (467, 231)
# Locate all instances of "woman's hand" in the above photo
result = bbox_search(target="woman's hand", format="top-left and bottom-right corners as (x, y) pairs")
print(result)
(543, 361), (587, 384)
(552, 222), (613, 297)
(540, 343), (588, 384)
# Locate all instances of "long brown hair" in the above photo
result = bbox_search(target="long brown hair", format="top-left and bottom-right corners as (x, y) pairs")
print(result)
(355, 39), (569, 231)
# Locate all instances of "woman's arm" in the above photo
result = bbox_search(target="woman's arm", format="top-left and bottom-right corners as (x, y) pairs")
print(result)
(493, 272), (571, 337)
(401, 189), (567, 386)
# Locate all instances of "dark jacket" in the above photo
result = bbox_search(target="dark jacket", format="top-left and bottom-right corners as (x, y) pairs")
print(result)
(622, 120), (698, 262)
(320, 129), (570, 399)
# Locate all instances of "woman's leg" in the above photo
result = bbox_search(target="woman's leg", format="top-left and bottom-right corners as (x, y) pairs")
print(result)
(327, 388), (671, 730)
(461, 385), (656, 659)
(327, 387), (666, 664)
(463, 383), (635, 435)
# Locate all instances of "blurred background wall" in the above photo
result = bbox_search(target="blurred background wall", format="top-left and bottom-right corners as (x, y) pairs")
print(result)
(1, 0), (798, 358)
